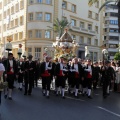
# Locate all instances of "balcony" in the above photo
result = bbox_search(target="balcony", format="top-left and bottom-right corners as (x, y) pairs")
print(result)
(70, 26), (96, 36)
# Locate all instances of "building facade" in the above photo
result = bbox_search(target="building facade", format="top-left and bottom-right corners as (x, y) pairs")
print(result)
(104, 2), (119, 60)
(0, 0), (105, 61)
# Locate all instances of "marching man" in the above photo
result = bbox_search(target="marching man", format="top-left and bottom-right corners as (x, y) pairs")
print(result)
(4, 53), (17, 100)
(40, 56), (52, 98)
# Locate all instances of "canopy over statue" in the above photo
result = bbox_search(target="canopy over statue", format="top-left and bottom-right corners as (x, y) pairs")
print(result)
(52, 29), (79, 60)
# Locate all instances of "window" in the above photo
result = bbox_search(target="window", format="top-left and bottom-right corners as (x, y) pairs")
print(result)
(88, 11), (92, 18)
(4, 24), (6, 31)
(36, 13), (42, 20)
(15, 18), (18, 26)
(7, 9), (10, 15)
(20, 0), (24, 9)
(95, 1), (99, 8)
(71, 4), (76, 13)
(11, 20), (14, 28)
(62, 1), (67, 9)
(45, 13), (51, 22)
(46, 0), (51, 4)
(95, 26), (98, 33)
(28, 48), (32, 56)
(94, 52), (98, 61)
(45, 31), (51, 38)
(109, 20), (118, 25)
(11, 6), (14, 14)
(19, 32), (23, 39)
(29, 0), (34, 4)
(79, 36), (84, 44)
(20, 16), (24, 25)
(95, 13), (99, 20)
(87, 38), (91, 45)
(14, 33), (18, 40)
(37, 0), (42, 3)
(4, 11), (6, 18)
(28, 30), (32, 38)
(94, 39), (98, 46)
(71, 35), (76, 39)
(16, 3), (19, 12)
(80, 22), (84, 28)
(35, 48), (41, 59)
(88, 24), (92, 30)
(71, 19), (76, 26)
(36, 30), (42, 38)
(29, 13), (33, 21)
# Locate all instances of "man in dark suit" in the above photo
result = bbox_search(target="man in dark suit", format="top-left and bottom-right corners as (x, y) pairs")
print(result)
(24, 55), (35, 95)
(40, 56), (52, 98)
(101, 61), (114, 98)
(17, 58), (24, 91)
(3, 53), (17, 100)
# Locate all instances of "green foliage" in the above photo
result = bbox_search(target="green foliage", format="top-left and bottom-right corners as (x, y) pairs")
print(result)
(114, 52), (120, 60)
(47, 18), (71, 38)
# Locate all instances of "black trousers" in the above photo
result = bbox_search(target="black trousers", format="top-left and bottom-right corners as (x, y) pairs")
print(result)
(24, 75), (34, 94)
(0, 91), (1, 105)
(7, 74), (15, 89)
(42, 76), (51, 90)
(71, 77), (80, 89)
(87, 78), (92, 89)
(103, 79), (110, 96)
(56, 76), (66, 88)
(18, 73), (24, 83)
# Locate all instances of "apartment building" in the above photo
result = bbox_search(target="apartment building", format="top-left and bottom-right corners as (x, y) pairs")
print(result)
(104, 3), (119, 60)
(0, 0), (105, 60)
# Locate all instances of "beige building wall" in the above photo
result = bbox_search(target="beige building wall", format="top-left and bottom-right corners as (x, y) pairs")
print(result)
(0, 0), (105, 61)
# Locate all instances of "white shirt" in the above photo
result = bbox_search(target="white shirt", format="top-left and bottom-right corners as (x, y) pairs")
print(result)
(9, 60), (14, 72)
(74, 64), (79, 72)
(0, 63), (5, 71)
(60, 63), (63, 70)
(46, 62), (52, 70)
(85, 65), (92, 75)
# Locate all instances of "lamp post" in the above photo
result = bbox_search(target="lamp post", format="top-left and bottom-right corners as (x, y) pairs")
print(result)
(6, 37), (12, 57)
(102, 48), (108, 65)
(17, 44), (22, 60)
(85, 46), (90, 60)
(62, 2), (65, 19)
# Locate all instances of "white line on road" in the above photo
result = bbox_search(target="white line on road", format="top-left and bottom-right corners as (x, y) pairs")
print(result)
(97, 106), (120, 118)
(66, 96), (85, 102)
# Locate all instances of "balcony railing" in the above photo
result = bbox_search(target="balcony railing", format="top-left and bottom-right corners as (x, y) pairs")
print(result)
(70, 26), (96, 36)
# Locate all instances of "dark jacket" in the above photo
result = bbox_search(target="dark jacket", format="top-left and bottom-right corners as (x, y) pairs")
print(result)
(3, 59), (17, 75)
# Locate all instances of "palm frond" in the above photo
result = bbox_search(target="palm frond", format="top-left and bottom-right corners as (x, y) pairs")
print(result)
(98, 0), (115, 12)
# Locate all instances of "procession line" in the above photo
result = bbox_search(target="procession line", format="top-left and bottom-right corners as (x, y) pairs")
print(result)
(97, 106), (120, 118)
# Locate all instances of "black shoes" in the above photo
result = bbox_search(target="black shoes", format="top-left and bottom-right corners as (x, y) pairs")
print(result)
(88, 96), (92, 99)
(24, 93), (27, 95)
(62, 96), (65, 99)
(4, 95), (7, 99)
(8, 97), (12, 100)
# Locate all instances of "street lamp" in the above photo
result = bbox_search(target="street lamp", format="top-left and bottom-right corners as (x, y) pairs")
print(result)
(6, 37), (12, 56)
(17, 44), (22, 60)
(62, 2), (65, 19)
(85, 46), (90, 60)
(102, 48), (108, 65)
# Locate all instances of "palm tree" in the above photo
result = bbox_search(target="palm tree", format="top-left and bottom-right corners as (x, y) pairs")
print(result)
(47, 18), (71, 38)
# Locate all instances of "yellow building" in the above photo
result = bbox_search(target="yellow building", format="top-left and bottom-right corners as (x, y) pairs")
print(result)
(0, 0), (105, 61)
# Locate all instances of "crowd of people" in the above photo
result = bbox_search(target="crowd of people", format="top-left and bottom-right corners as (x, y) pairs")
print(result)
(0, 53), (120, 101)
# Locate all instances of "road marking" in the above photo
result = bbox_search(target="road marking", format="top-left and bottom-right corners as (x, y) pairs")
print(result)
(66, 96), (85, 102)
(97, 106), (120, 118)
(94, 94), (99, 96)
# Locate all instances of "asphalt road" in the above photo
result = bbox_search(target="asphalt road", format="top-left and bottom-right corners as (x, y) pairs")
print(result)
(0, 82), (120, 120)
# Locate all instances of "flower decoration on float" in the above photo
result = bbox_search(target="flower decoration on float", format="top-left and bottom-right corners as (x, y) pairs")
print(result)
(52, 29), (79, 60)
